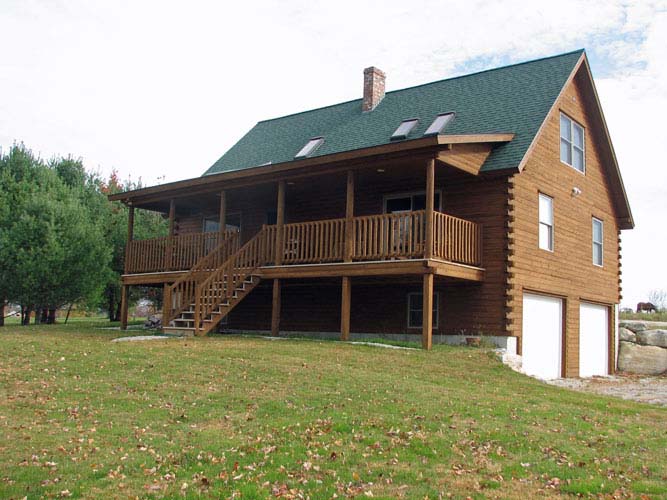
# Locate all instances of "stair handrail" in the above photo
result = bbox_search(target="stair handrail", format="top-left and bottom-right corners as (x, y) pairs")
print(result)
(194, 227), (271, 333)
(164, 229), (240, 325)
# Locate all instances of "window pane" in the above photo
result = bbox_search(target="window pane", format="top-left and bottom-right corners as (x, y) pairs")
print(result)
(539, 223), (552, 250)
(412, 194), (426, 210)
(560, 138), (572, 164)
(424, 113), (454, 135)
(203, 218), (220, 233)
(409, 311), (422, 328)
(573, 147), (584, 172)
(593, 243), (603, 266)
(386, 197), (412, 213)
(539, 194), (553, 224)
(295, 137), (324, 158)
(391, 119), (419, 139)
(592, 219), (603, 242)
(409, 294), (423, 310)
(573, 123), (584, 148)
(560, 114), (571, 140)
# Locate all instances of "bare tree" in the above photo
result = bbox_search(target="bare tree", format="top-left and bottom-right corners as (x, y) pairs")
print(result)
(648, 289), (667, 312)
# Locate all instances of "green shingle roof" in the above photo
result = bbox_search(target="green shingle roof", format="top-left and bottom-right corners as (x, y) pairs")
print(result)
(204, 50), (584, 176)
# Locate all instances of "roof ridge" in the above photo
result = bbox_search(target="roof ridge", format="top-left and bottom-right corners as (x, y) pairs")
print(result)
(255, 49), (585, 125)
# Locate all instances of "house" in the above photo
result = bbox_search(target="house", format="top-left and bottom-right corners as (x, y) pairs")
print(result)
(109, 49), (633, 379)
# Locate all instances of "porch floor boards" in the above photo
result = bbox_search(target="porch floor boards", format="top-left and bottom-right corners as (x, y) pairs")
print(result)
(122, 258), (485, 285)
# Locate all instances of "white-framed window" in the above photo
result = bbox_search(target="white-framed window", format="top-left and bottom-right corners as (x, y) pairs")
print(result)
(538, 193), (554, 252)
(560, 113), (585, 173)
(407, 292), (439, 329)
(592, 217), (603, 267)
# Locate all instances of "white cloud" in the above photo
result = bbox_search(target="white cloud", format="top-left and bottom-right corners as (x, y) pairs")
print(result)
(0, 0), (665, 305)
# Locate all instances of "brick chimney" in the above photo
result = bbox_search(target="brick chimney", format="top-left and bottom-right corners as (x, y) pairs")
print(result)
(362, 66), (385, 112)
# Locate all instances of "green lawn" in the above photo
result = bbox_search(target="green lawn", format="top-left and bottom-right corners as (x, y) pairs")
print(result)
(1, 322), (665, 499)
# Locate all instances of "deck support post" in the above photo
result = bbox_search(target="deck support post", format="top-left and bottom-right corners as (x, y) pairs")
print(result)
(275, 180), (285, 265)
(124, 205), (135, 274)
(422, 273), (433, 350)
(166, 199), (176, 270)
(344, 170), (355, 262)
(271, 278), (281, 336)
(425, 158), (435, 260)
(341, 276), (351, 340)
(219, 190), (227, 237)
(120, 284), (129, 330)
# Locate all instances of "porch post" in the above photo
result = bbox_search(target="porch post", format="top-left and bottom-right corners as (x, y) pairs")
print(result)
(124, 205), (135, 274)
(275, 180), (285, 265)
(271, 279), (281, 336)
(344, 170), (355, 262)
(219, 190), (226, 236)
(341, 276), (351, 340)
(425, 158), (435, 259)
(166, 199), (176, 270)
(120, 284), (129, 330)
(422, 273), (433, 350)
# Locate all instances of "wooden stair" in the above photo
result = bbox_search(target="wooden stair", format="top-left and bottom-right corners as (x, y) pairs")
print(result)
(163, 227), (272, 337)
(163, 275), (261, 336)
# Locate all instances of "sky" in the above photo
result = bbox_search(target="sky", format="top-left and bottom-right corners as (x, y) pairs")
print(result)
(1, 0), (665, 308)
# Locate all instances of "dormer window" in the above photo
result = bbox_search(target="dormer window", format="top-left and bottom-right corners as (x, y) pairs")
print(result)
(391, 119), (419, 140)
(560, 113), (585, 173)
(295, 137), (324, 158)
(424, 112), (455, 135)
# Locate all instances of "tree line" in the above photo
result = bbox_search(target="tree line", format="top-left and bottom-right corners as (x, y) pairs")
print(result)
(0, 144), (167, 326)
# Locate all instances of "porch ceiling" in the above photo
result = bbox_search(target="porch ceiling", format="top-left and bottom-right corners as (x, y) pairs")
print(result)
(109, 134), (514, 212)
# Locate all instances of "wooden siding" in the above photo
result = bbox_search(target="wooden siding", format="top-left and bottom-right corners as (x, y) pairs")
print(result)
(508, 69), (621, 377)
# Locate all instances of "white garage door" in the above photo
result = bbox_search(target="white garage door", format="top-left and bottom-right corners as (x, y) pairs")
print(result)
(522, 293), (563, 379)
(579, 303), (609, 377)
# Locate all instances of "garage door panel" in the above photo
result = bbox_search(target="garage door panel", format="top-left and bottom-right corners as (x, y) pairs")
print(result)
(522, 293), (563, 379)
(579, 303), (609, 377)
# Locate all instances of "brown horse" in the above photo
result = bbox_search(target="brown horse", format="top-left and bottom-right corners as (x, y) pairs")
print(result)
(636, 302), (657, 313)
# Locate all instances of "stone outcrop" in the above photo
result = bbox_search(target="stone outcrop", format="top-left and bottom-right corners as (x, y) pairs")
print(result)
(637, 329), (667, 348)
(618, 321), (667, 375)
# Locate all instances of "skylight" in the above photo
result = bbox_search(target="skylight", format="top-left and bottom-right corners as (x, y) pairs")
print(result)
(295, 137), (324, 158)
(424, 113), (455, 136)
(390, 119), (419, 140)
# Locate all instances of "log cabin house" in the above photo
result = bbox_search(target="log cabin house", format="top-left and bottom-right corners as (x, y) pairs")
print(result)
(109, 50), (633, 378)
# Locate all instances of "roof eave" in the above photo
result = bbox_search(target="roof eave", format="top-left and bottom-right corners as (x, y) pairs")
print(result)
(108, 133), (514, 204)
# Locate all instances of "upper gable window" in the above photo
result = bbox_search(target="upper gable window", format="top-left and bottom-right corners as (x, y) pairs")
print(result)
(560, 113), (585, 173)
(295, 137), (324, 158)
(391, 119), (419, 140)
(424, 113), (455, 136)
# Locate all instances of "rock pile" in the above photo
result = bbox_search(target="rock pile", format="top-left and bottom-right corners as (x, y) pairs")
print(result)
(618, 321), (667, 375)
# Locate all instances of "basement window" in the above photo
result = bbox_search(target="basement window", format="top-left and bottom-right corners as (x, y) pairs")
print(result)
(407, 292), (439, 329)
(391, 119), (419, 140)
(295, 137), (324, 158)
(424, 112), (455, 135)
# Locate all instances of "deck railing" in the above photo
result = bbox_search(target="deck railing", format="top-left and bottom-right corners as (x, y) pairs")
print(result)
(353, 210), (426, 260)
(432, 212), (482, 266)
(125, 210), (482, 274)
(125, 231), (234, 274)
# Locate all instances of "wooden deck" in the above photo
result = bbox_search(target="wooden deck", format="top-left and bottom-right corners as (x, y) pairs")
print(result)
(124, 210), (482, 278)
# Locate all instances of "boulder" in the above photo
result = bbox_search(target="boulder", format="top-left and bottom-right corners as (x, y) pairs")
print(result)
(617, 341), (667, 375)
(618, 321), (648, 333)
(618, 327), (636, 343)
(636, 329), (667, 348)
